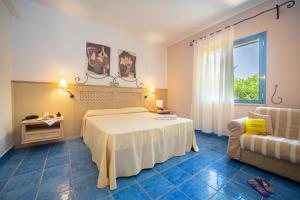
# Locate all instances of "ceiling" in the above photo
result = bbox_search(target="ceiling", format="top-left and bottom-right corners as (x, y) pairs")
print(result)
(31, 0), (266, 45)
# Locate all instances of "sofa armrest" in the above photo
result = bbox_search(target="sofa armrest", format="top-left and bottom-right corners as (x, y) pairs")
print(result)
(227, 117), (247, 160)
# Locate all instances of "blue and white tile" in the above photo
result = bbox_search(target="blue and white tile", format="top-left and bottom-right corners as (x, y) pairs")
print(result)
(161, 166), (191, 186)
(134, 168), (158, 182)
(37, 176), (74, 200)
(208, 163), (239, 179)
(159, 189), (190, 200)
(14, 160), (44, 176)
(179, 175), (217, 200)
(241, 165), (273, 181)
(154, 160), (175, 172)
(42, 164), (71, 183)
(45, 155), (69, 168)
(271, 175), (300, 195)
(0, 184), (38, 200)
(214, 156), (244, 170)
(113, 184), (150, 200)
(220, 179), (262, 200)
(193, 168), (230, 190)
(74, 180), (110, 200)
(2, 171), (41, 193)
(141, 174), (174, 199)
(263, 182), (300, 200)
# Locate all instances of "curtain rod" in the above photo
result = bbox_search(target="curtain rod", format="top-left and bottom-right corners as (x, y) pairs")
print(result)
(189, 0), (296, 46)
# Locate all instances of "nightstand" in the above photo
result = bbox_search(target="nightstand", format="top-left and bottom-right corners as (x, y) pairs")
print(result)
(150, 110), (172, 114)
(21, 117), (64, 144)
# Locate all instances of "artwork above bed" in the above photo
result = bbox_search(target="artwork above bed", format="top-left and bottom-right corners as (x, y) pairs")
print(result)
(86, 42), (110, 76)
(75, 42), (143, 87)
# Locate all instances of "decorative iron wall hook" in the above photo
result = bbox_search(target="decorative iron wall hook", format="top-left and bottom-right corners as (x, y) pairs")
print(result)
(271, 84), (283, 104)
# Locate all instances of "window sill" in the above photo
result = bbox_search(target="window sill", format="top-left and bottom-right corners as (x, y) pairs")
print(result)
(235, 103), (267, 106)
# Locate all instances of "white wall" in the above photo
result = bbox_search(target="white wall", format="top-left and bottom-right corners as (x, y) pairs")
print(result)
(0, 0), (14, 156)
(12, 1), (167, 88)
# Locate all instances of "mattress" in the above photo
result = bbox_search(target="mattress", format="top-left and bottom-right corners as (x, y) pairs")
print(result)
(81, 107), (199, 190)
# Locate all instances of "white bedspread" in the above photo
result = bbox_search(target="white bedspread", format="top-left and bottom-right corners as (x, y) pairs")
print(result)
(81, 108), (199, 190)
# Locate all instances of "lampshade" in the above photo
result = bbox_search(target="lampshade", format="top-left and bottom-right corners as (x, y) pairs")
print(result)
(149, 85), (155, 93)
(59, 78), (68, 89)
(156, 100), (163, 109)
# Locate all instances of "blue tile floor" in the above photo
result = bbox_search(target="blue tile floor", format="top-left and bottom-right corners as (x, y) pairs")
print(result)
(1, 131), (300, 200)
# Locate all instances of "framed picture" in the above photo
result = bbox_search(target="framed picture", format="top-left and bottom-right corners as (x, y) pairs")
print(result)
(118, 50), (136, 78)
(86, 42), (110, 75)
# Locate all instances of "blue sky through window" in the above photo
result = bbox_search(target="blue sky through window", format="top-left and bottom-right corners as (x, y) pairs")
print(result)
(233, 41), (259, 79)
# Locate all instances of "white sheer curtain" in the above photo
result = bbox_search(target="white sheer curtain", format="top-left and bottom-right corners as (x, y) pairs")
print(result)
(191, 27), (234, 136)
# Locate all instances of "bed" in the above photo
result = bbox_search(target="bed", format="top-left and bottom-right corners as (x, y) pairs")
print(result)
(81, 107), (199, 190)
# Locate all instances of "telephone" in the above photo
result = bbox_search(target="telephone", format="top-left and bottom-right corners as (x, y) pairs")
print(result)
(24, 115), (39, 120)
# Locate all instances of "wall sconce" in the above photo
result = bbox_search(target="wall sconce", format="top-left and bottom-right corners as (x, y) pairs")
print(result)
(144, 85), (155, 98)
(59, 78), (74, 98)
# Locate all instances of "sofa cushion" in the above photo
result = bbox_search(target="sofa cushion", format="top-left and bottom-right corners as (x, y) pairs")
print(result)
(256, 107), (300, 140)
(240, 134), (300, 164)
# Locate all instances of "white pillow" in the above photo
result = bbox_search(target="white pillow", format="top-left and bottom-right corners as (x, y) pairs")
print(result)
(85, 107), (148, 117)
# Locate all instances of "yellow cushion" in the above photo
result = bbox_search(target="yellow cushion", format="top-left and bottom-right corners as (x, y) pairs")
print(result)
(245, 118), (267, 135)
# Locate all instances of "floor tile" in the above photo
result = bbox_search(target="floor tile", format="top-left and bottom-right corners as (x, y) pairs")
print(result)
(48, 143), (69, 159)
(241, 165), (273, 181)
(211, 143), (228, 154)
(141, 174), (174, 199)
(271, 175), (300, 195)
(3, 171), (41, 193)
(113, 176), (136, 192)
(161, 166), (191, 186)
(210, 192), (229, 200)
(42, 164), (70, 183)
(168, 151), (198, 165)
(1, 133), (300, 200)
(71, 159), (98, 179)
(134, 168), (158, 182)
(159, 189), (190, 200)
(37, 176), (74, 200)
(154, 160), (175, 172)
(0, 180), (7, 192)
(74, 178), (110, 200)
(0, 185), (38, 200)
(0, 165), (16, 181)
(179, 175), (217, 200)
(263, 182), (300, 200)
(73, 172), (98, 186)
(0, 155), (24, 167)
(214, 156), (244, 170)
(193, 168), (230, 190)
(45, 155), (69, 168)
(220, 179), (262, 200)
(113, 184), (150, 200)
(208, 163), (239, 179)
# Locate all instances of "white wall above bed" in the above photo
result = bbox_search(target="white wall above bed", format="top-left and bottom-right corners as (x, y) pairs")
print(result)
(12, 0), (167, 88)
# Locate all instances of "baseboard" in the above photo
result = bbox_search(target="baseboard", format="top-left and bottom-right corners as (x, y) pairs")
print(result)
(0, 143), (14, 159)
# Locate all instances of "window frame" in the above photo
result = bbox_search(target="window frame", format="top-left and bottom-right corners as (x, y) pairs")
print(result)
(233, 32), (266, 104)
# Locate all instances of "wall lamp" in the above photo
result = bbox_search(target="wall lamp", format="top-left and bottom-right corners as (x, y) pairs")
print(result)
(59, 78), (74, 98)
(144, 85), (155, 98)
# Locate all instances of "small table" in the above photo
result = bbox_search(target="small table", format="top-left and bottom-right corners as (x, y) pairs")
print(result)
(150, 110), (172, 115)
(21, 117), (64, 144)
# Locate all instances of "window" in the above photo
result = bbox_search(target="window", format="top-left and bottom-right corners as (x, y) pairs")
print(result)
(233, 32), (266, 104)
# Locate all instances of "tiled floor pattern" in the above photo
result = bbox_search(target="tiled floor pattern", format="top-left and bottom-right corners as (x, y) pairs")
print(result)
(0, 131), (300, 200)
